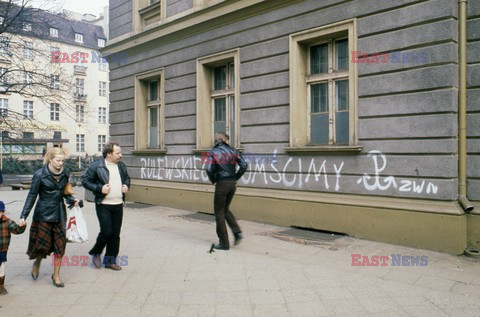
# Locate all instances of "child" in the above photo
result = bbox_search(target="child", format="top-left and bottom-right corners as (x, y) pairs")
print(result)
(0, 200), (26, 295)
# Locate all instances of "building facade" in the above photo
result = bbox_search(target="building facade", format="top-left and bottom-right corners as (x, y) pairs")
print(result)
(104, 0), (479, 254)
(0, 4), (110, 159)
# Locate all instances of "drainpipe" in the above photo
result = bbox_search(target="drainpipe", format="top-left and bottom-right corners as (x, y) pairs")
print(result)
(458, 0), (474, 212)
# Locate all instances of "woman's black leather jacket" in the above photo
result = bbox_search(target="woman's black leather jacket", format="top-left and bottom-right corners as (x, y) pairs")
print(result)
(20, 165), (75, 223)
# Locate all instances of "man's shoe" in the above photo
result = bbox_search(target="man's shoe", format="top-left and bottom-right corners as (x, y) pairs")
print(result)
(92, 255), (102, 268)
(234, 232), (243, 246)
(213, 244), (229, 251)
(105, 264), (122, 271)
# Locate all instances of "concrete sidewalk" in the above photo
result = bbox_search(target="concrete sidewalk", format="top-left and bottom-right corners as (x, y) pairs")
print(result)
(0, 187), (480, 316)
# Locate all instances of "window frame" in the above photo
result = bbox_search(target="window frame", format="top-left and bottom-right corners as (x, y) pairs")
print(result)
(0, 98), (8, 117)
(50, 74), (60, 90)
(23, 100), (33, 119)
(50, 103), (60, 121)
(98, 38), (106, 47)
(133, 68), (165, 153)
(22, 22), (32, 31)
(75, 33), (83, 43)
(98, 135), (106, 152)
(23, 41), (33, 59)
(196, 49), (240, 151)
(76, 104), (85, 123)
(288, 19), (361, 153)
(50, 27), (58, 38)
(98, 107), (107, 124)
(76, 134), (85, 152)
(98, 81), (107, 96)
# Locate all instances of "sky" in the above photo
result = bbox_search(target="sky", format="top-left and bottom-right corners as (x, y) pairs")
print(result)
(29, 0), (109, 16)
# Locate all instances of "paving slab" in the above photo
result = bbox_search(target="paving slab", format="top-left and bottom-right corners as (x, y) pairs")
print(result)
(1, 187), (480, 316)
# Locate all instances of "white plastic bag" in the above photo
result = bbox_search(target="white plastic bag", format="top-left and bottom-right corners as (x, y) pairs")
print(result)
(66, 206), (88, 243)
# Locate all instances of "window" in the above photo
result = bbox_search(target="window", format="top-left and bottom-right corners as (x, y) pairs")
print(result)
(196, 50), (239, 149)
(23, 101), (33, 118)
(50, 27), (58, 37)
(0, 67), (7, 90)
(22, 22), (32, 31)
(75, 33), (83, 43)
(136, 0), (165, 31)
(23, 71), (33, 84)
(98, 38), (106, 47)
(76, 134), (85, 152)
(134, 69), (165, 150)
(98, 135), (106, 152)
(99, 61), (108, 72)
(50, 103), (60, 121)
(98, 107), (107, 124)
(289, 19), (359, 151)
(50, 46), (60, 62)
(23, 41), (33, 59)
(0, 36), (9, 58)
(75, 78), (85, 98)
(53, 131), (61, 140)
(99, 81), (107, 96)
(23, 132), (34, 140)
(51, 75), (60, 89)
(0, 16), (4, 25)
(0, 99), (8, 117)
(76, 105), (84, 122)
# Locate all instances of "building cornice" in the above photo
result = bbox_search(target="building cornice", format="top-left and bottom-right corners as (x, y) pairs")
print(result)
(102, 0), (303, 55)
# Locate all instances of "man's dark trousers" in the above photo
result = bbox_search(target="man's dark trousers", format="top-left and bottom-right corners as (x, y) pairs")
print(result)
(89, 203), (123, 265)
(214, 180), (241, 246)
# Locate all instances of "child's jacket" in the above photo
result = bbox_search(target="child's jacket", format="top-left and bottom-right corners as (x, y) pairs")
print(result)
(0, 214), (25, 252)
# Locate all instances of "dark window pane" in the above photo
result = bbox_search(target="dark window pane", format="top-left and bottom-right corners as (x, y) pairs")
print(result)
(335, 38), (348, 70)
(229, 95), (235, 146)
(335, 80), (349, 111)
(310, 43), (328, 74)
(311, 113), (329, 145)
(335, 110), (349, 144)
(311, 83), (328, 113)
(214, 66), (226, 90)
(214, 98), (226, 122)
(149, 80), (158, 101)
(149, 107), (158, 128)
(229, 63), (234, 89)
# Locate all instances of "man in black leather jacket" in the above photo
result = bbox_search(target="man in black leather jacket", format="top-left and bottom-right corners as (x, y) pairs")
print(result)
(82, 142), (130, 270)
(205, 132), (248, 250)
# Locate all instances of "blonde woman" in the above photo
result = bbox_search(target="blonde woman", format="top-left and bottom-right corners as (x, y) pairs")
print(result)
(19, 148), (79, 287)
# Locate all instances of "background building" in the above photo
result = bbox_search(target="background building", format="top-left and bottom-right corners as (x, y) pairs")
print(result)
(0, 3), (109, 160)
(104, 0), (479, 254)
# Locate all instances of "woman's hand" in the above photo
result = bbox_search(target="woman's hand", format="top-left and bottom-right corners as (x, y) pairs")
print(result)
(19, 218), (26, 227)
(74, 199), (80, 207)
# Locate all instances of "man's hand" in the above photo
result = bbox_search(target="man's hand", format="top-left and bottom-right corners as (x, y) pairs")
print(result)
(74, 199), (80, 207)
(102, 184), (111, 194)
(19, 218), (26, 227)
(121, 184), (129, 194)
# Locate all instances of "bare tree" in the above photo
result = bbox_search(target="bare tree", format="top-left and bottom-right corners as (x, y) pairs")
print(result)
(0, 0), (80, 138)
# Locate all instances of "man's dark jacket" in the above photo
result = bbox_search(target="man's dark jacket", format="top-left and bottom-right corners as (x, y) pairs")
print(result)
(20, 165), (75, 223)
(206, 142), (248, 184)
(82, 158), (131, 204)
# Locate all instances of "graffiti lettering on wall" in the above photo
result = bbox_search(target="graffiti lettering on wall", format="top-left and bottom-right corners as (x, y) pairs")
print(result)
(357, 151), (438, 194)
(140, 150), (439, 196)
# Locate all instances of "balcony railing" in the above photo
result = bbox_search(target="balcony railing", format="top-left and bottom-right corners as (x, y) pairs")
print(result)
(74, 93), (87, 101)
